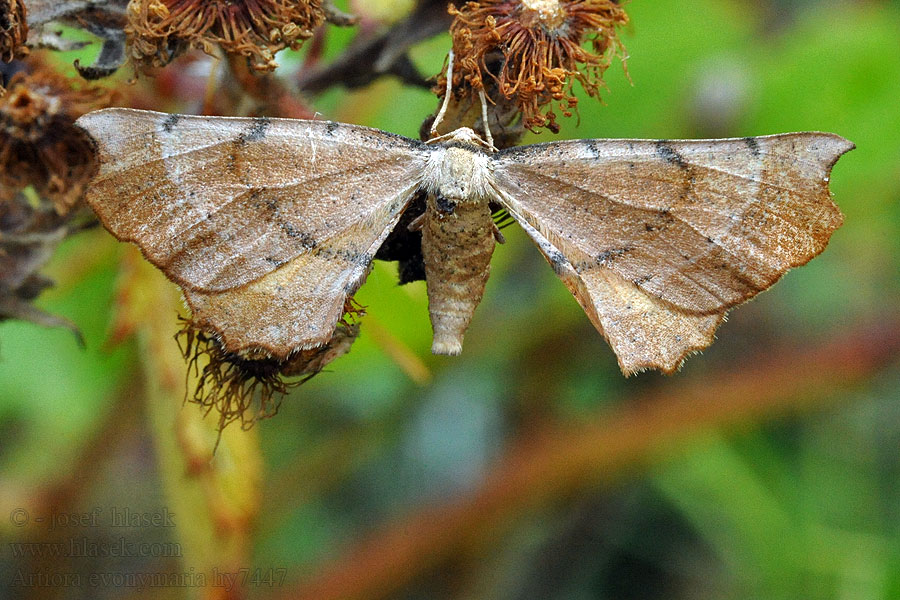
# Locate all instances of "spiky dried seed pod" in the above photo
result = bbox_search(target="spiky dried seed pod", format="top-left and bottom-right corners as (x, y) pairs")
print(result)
(125, 0), (326, 73)
(444, 0), (628, 133)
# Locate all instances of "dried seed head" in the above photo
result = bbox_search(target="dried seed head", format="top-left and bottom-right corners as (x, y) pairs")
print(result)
(125, 0), (326, 73)
(0, 58), (113, 213)
(444, 0), (628, 133)
(178, 314), (361, 433)
(179, 322), (295, 432)
(0, 0), (28, 66)
(519, 0), (565, 28)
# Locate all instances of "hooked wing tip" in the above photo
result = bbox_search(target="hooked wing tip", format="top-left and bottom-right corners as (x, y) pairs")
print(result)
(794, 131), (856, 168)
(819, 132), (856, 165)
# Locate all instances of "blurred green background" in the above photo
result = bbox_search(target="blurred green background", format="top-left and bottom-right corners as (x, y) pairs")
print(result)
(2, 0), (899, 598)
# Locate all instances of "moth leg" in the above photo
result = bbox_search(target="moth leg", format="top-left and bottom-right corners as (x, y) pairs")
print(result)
(492, 222), (506, 244)
(407, 213), (426, 232)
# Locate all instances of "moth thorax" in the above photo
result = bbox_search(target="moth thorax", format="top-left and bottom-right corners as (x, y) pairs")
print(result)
(427, 146), (493, 203)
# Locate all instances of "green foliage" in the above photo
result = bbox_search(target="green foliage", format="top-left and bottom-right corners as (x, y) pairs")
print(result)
(1, 1), (899, 598)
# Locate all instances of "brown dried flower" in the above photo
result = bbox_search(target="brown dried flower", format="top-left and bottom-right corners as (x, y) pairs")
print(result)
(125, 0), (326, 73)
(446, 0), (628, 132)
(179, 311), (361, 432)
(0, 0), (28, 65)
(0, 58), (113, 214)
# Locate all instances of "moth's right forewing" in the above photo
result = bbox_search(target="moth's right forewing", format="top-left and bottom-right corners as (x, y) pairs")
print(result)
(491, 132), (853, 374)
(492, 134), (852, 315)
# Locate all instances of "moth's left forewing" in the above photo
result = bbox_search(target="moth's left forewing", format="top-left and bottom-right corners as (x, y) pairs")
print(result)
(78, 109), (428, 293)
(491, 132), (853, 374)
(184, 219), (398, 356)
(78, 108), (429, 358)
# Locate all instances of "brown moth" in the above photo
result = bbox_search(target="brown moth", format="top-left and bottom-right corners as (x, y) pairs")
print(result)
(75, 108), (853, 374)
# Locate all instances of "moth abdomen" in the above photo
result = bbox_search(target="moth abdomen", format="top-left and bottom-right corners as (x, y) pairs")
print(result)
(421, 192), (496, 356)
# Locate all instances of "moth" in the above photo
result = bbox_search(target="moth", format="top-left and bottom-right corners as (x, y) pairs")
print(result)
(75, 108), (853, 374)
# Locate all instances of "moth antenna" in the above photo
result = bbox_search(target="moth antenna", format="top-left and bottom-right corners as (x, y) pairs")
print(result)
(431, 50), (455, 138)
(478, 88), (495, 150)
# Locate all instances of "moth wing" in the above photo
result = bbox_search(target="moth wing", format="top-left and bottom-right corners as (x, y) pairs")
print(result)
(182, 224), (392, 357)
(78, 108), (427, 356)
(78, 108), (427, 292)
(512, 218), (725, 374)
(493, 133), (853, 373)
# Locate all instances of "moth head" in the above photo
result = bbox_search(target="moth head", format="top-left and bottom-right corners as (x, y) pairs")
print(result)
(427, 127), (495, 151)
(424, 130), (495, 201)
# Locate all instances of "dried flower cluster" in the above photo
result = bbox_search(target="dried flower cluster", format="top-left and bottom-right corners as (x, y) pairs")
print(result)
(178, 305), (362, 431)
(0, 0), (27, 65)
(446, 0), (628, 132)
(0, 57), (111, 341)
(125, 0), (326, 73)
(0, 59), (112, 214)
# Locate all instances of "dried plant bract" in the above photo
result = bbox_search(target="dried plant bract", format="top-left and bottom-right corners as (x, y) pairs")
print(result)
(126, 0), (326, 73)
(445, 0), (628, 132)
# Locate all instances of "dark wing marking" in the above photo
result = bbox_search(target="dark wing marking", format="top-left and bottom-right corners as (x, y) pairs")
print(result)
(77, 108), (427, 293)
(492, 132), (853, 372)
(78, 108), (428, 356)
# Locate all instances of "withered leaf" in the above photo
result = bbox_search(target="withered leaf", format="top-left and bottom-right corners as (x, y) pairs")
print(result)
(76, 108), (853, 374)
